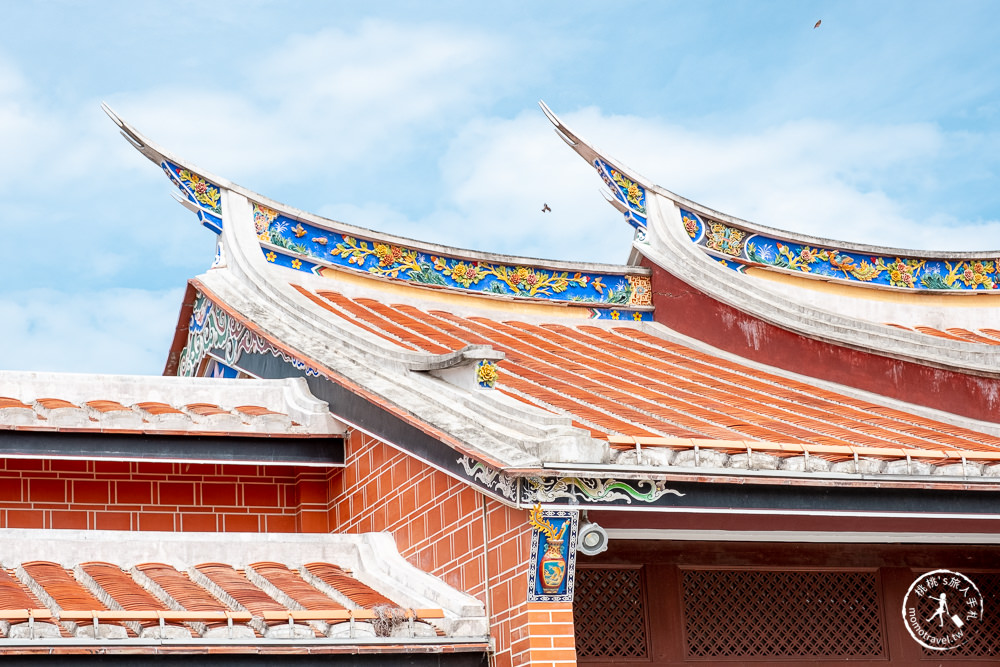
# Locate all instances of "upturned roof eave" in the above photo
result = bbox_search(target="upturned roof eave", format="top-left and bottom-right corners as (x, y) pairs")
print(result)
(539, 100), (1000, 259)
(103, 103), (636, 275)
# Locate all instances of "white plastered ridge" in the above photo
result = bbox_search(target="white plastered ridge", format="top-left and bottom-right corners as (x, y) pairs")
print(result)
(0, 371), (344, 435)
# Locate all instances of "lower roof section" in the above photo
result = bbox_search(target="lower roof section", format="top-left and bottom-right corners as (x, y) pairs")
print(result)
(0, 372), (346, 437)
(0, 529), (487, 654)
(0, 373), (346, 466)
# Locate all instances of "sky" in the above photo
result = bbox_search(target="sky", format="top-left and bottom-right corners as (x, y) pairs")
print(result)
(2, 0), (1000, 374)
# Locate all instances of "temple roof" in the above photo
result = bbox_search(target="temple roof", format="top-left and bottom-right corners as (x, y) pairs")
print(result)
(0, 529), (486, 653)
(105, 105), (1000, 488)
(0, 372), (346, 466)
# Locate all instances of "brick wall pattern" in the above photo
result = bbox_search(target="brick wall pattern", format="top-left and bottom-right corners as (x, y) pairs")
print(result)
(328, 431), (577, 667)
(0, 458), (330, 533)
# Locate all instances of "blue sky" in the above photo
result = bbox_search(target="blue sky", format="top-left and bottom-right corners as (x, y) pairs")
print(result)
(2, 1), (1000, 374)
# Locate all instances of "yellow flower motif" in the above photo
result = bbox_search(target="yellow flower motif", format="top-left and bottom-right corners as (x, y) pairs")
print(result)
(610, 310), (620, 320)
(476, 360), (499, 389)
(291, 259), (302, 269)
(627, 183), (640, 203)
(265, 252), (277, 263)
(633, 312), (642, 321)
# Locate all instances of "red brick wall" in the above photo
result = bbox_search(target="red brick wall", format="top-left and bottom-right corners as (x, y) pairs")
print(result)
(0, 458), (329, 533)
(328, 431), (545, 667)
(522, 603), (577, 666)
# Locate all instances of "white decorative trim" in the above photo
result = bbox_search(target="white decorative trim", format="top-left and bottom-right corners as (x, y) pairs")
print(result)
(457, 455), (517, 501)
(526, 476), (685, 504)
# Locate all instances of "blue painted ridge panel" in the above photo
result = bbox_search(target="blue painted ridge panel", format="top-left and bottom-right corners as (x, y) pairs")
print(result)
(259, 208), (648, 307)
(681, 208), (1000, 291)
(261, 245), (653, 320)
(594, 159), (647, 229)
(161, 161), (223, 218)
(262, 246), (320, 275)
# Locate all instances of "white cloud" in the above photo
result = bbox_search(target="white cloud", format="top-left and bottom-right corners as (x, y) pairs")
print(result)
(0, 288), (184, 375)
(110, 20), (510, 181)
(557, 110), (954, 250)
(316, 106), (1000, 264)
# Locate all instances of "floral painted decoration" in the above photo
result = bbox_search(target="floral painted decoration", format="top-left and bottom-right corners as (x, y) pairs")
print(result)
(252, 203), (278, 241)
(160, 161), (224, 232)
(177, 169), (222, 214)
(612, 171), (646, 214)
(683, 208), (1000, 292)
(594, 159), (647, 228)
(261, 212), (658, 311)
(682, 214), (702, 239)
(947, 260), (996, 289)
(476, 360), (499, 389)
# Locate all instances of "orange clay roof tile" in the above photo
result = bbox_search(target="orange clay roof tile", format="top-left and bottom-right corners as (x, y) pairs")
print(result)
(85, 400), (130, 413)
(185, 403), (229, 417)
(890, 323), (1000, 346)
(249, 562), (346, 610)
(35, 398), (78, 410)
(235, 406), (284, 417)
(0, 569), (41, 609)
(302, 562), (398, 609)
(134, 563), (230, 612)
(135, 402), (185, 415)
(22, 562), (110, 614)
(194, 563), (285, 617)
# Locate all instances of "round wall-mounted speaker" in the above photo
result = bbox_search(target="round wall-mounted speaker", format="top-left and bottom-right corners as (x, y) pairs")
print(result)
(577, 521), (609, 556)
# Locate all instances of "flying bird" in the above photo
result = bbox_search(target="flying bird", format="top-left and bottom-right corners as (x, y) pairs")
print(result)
(542, 203), (551, 213)
(814, 19), (822, 29)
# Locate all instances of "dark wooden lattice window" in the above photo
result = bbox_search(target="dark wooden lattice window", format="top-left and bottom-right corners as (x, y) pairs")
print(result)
(921, 571), (1000, 658)
(574, 566), (649, 660)
(681, 568), (886, 660)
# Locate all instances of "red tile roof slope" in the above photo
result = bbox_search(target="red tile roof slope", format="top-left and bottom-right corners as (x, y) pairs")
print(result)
(301, 287), (1000, 458)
